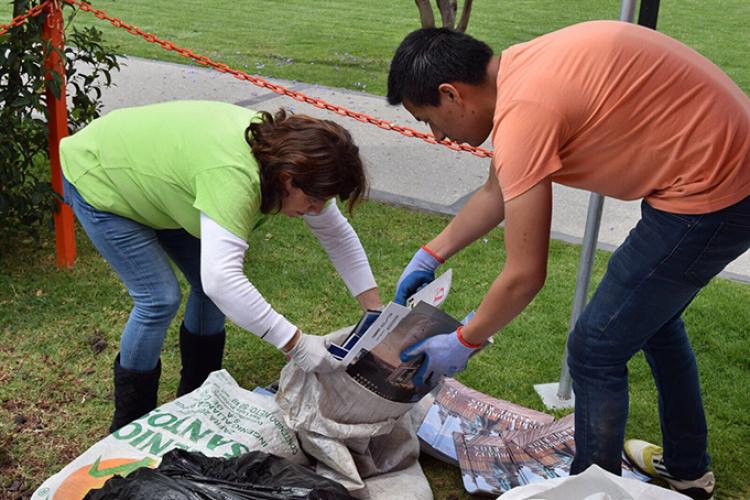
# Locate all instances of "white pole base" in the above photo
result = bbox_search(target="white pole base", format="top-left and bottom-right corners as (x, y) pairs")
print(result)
(534, 382), (576, 410)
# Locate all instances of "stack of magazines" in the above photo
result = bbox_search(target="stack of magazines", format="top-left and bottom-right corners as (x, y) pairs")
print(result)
(327, 270), (471, 403)
(418, 378), (649, 495)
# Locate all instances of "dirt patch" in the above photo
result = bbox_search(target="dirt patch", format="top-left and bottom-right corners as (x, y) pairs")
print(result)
(0, 397), (91, 499)
(87, 330), (108, 355)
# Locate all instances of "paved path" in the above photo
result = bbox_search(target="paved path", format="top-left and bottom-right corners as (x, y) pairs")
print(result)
(97, 56), (749, 282)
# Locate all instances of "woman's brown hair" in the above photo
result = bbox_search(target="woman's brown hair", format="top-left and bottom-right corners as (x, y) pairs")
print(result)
(245, 109), (368, 215)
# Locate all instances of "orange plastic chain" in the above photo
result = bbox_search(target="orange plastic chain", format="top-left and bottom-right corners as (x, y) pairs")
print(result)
(0, 0), (52, 36)
(65, 0), (495, 159)
(3, 0), (493, 158)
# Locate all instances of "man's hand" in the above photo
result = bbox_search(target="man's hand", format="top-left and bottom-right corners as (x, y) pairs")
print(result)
(395, 246), (444, 305)
(286, 332), (343, 373)
(400, 327), (481, 389)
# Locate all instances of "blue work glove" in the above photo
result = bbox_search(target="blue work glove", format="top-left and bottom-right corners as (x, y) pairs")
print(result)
(400, 326), (481, 389)
(394, 246), (444, 305)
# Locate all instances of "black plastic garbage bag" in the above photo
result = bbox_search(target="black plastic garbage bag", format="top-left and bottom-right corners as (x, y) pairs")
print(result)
(84, 449), (356, 500)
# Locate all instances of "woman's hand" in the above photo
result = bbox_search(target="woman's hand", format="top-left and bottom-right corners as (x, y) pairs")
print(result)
(283, 330), (343, 373)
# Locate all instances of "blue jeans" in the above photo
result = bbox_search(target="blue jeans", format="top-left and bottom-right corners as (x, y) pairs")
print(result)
(62, 175), (225, 372)
(568, 196), (750, 479)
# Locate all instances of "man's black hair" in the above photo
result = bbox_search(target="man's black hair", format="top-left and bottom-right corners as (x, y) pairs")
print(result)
(387, 28), (493, 107)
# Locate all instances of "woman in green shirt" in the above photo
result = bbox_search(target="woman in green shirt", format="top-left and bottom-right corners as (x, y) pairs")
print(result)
(61, 100), (381, 432)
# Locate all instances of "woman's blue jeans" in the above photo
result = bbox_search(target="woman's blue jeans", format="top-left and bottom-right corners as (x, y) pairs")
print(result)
(568, 196), (750, 480)
(62, 175), (225, 372)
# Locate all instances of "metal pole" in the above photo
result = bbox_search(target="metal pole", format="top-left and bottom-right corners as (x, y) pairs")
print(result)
(554, 0), (638, 401)
(555, 193), (605, 398)
(534, 0), (638, 409)
(620, 0), (637, 24)
(42, 0), (76, 268)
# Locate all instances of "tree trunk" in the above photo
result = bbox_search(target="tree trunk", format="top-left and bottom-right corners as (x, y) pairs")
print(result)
(6, 0), (32, 109)
(456, 0), (473, 32)
(13, 0), (30, 16)
(414, 0), (473, 32)
(415, 0), (436, 28)
(436, 0), (457, 29)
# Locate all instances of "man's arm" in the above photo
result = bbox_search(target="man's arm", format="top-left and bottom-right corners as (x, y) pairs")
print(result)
(426, 162), (505, 259)
(460, 178), (552, 345)
(393, 162), (505, 305)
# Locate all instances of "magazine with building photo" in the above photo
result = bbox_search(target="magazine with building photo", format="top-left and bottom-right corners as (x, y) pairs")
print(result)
(506, 439), (559, 485)
(345, 301), (463, 403)
(509, 412), (576, 478)
(453, 431), (480, 494)
(329, 269), (454, 365)
(507, 412), (575, 448)
(453, 432), (565, 496)
(454, 417), (606, 496)
(418, 378), (554, 464)
(453, 433), (526, 496)
(509, 413), (650, 482)
(453, 423), (651, 497)
(326, 269), (471, 404)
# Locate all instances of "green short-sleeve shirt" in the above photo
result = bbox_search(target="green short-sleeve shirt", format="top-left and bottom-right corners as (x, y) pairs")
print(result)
(60, 100), (267, 241)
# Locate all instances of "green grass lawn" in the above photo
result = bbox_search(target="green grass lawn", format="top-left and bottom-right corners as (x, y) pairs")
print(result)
(2, 1), (750, 498)
(1, 202), (749, 498)
(3, 1), (749, 96)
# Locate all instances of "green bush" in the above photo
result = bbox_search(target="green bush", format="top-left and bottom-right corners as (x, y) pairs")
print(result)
(0, 0), (119, 239)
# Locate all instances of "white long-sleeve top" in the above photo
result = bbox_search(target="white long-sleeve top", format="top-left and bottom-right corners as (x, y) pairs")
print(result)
(199, 202), (376, 349)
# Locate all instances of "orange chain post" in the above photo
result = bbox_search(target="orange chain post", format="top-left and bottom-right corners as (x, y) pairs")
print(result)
(0, 0), (51, 36)
(42, 0), (76, 268)
(5, 0), (493, 270)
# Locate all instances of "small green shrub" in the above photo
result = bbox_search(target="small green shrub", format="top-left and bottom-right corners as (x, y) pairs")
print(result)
(0, 0), (119, 240)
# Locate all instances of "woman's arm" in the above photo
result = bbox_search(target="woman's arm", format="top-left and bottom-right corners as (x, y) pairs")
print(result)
(304, 202), (382, 309)
(199, 213), (297, 349)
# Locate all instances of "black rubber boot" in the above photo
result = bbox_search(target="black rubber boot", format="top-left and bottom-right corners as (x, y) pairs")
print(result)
(110, 353), (161, 434)
(177, 322), (226, 397)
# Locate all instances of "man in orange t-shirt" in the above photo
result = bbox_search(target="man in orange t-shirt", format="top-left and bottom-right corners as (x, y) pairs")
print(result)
(388, 21), (750, 498)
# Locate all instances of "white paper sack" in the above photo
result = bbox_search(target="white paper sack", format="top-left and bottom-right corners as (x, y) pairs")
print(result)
(497, 464), (689, 500)
(32, 370), (305, 500)
(276, 328), (433, 500)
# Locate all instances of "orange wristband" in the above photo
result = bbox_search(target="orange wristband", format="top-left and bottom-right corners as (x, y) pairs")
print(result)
(421, 245), (445, 264)
(456, 326), (482, 349)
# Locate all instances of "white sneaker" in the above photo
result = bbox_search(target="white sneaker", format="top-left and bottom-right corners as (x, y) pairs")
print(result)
(624, 439), (715, 500)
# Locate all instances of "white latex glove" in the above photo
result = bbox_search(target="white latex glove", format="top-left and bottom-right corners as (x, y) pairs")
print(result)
(288, 333), (343, 373)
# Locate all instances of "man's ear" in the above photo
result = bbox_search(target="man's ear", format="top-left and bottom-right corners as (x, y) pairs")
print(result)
(437, 83), (462, 104)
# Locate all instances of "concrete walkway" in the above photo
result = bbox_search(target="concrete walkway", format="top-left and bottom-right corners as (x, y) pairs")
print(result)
(98, 55), (750, 282)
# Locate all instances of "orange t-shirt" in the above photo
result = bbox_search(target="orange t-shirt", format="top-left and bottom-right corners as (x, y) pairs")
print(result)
(492, 20), (750, 214)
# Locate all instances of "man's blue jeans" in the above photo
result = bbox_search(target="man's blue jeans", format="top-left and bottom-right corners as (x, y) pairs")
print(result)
(568, 195), (750, 479)
(62, 176), (225, 372)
